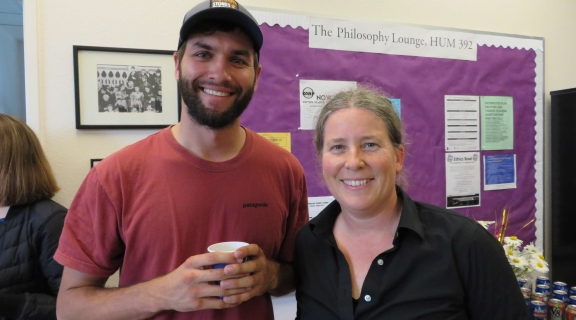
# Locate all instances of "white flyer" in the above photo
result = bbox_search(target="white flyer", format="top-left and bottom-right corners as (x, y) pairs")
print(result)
(446, 152), (481, 208)
(308, 196), (335, 219)
(299, 80), (356, 130)
(445, 95), (480, 151)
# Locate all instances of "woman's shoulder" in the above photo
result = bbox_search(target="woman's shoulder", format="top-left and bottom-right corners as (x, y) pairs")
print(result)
(20, 199), (67, 223)
(28, 198), (67, 211)
(410, 200), (489, 244)
(414, 201), (480, 228)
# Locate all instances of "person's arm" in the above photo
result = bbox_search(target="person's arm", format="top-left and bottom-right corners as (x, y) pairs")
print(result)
(0, 205), (67, 320)
(56, 251), (252, 320)
(0, 293), (58, 320)
(459, 226), (531, 320)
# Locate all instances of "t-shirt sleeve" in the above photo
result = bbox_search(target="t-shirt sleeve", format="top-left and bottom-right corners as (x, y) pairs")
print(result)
(276, 166), (309, 263)
(54, 168), (124, 277)
(459, 225), (531, 320)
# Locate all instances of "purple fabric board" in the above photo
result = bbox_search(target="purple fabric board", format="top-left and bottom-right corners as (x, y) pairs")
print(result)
(241, 24), (538, 243)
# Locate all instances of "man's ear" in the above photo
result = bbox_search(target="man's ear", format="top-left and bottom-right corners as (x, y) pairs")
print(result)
(253, 64), (262, 91)
(173, 52), (180, 82)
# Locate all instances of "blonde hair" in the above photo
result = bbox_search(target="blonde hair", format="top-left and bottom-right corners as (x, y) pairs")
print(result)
(314, 86), (404, 156)
(0, 114), (59, 206)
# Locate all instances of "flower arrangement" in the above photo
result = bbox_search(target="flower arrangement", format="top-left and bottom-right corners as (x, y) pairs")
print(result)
(502, 236), (548, 278)
(477, 208), (548, 279)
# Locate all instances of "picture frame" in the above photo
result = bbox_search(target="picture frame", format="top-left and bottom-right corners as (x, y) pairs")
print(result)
(90, 158), (103, 168)
(73, 46), (180, 129)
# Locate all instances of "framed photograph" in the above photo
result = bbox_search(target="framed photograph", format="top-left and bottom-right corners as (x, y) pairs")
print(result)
(73, 46), (180, 129)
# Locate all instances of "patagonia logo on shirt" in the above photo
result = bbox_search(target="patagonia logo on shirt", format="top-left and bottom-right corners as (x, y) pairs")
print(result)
(243, 203), (268, 209)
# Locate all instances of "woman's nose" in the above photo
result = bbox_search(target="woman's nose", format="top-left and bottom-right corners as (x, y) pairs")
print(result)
(345, 148), (365, 170)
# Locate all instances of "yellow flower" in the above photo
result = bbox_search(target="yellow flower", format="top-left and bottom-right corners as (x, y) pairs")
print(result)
(504, 236), (523, 247)
(530, 259), (549, 273)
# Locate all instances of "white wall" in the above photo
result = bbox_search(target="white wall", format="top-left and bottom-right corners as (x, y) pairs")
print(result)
(27, 0), (576, 319)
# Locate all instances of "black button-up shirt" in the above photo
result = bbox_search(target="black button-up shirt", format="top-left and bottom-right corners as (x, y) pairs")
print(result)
(294, 187), (530, 319)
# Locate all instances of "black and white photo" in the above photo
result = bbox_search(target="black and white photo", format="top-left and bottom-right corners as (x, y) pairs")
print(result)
(74, 46), (179, 129)
(97, 64), (163, 114)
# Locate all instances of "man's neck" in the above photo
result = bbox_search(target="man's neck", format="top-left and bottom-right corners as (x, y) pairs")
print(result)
(171, 117), (246, 162)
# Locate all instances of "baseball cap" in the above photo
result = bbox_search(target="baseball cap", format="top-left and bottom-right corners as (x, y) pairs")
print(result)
(178, 0), (263, 54)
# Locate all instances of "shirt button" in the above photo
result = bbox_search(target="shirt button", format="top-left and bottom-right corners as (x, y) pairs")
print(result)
(377, 259), (384, 265)
(364, 295), (372, 302)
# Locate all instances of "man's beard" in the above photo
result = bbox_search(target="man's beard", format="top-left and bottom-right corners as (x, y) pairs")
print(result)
(178, 76), (254, 129)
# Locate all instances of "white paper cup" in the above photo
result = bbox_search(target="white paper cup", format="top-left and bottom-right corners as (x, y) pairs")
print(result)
(207, 241), (249, 253)
(207, 241), (249, 269)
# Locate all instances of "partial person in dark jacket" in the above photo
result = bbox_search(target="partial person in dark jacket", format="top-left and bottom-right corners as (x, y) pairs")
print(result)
(0, 114), (67, 320)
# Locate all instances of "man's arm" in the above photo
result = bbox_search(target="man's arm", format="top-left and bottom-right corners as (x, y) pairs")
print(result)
(57, 252), (251, 320)
(267, 260), (295, 296)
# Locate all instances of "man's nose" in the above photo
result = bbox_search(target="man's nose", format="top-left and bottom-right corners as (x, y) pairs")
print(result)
(207, 57), (232, 82)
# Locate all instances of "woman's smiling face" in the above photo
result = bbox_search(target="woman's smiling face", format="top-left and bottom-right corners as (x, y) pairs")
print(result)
(321, 107), (404, 216)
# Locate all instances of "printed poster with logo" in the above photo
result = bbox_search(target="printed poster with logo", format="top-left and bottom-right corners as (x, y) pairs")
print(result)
(299, 80), (357, 130)
(446, 152), (481, 209)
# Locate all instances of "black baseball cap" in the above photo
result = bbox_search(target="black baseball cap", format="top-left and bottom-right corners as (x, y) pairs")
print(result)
(178, 0), (263, 54)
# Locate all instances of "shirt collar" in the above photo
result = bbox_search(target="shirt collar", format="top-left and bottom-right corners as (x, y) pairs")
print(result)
(309, 186), (425, 241)
(396, 186), (425, 240)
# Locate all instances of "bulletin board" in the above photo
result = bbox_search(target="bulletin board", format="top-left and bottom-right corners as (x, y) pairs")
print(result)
(240, 9), (544, 245)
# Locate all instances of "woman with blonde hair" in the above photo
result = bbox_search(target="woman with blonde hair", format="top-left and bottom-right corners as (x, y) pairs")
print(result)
(0, 114), (67, 320)
(294, 88), (529, 319)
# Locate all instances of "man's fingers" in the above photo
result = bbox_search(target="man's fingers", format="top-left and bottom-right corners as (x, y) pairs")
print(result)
(194, 282), (249, 299)
(233, 244), (260, 260)
(221, 286), (252, 296)
(221, 290), (257, 304)
(193, 296), (241, 310)
(185, 252), (237, 269)
(223, 260), (258, 276)
(180, 268), (249, 286)
(219, 274), (257, 290)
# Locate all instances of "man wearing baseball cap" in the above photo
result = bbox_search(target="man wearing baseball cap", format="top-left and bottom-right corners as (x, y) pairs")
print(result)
(55, 1), (309, 319)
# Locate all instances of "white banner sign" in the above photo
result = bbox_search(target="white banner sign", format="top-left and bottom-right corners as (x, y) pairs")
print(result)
(309, 17), (477, 61)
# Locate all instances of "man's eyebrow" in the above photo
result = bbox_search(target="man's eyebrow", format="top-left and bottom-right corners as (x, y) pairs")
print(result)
(232, 49), (251, 58)
(191, 41), (213, 51)
(190, 42), (252, 58)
